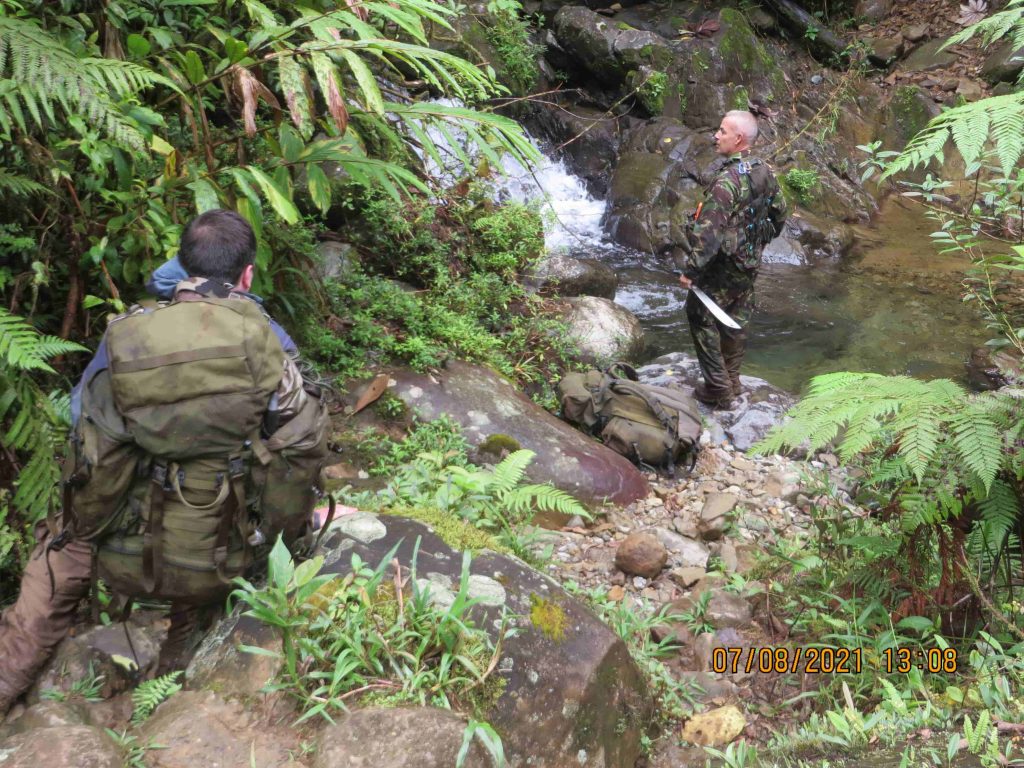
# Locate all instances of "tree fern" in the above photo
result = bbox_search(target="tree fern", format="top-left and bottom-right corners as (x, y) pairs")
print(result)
(0, 16), (177, 149)
(0, 167), (46, 197)
(489, 449), (534, 494)
(130, 671), (182, 724)
(0, 308), (85, 524)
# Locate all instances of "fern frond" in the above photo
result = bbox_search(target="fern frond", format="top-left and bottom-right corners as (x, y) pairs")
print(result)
(502, 483), (591, 520)
(0, 16), (177, 149)
(950, 408), (1004, 492)
(0, 168), (48, 198)
(130, 671), (183, 724)
(490, 449), (535, 494)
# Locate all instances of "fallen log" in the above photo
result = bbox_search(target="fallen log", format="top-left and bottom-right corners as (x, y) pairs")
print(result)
(760, 0), (848, 63)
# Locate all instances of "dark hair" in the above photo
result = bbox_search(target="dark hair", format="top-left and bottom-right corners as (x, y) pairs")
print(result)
(178, 210), (256, 284)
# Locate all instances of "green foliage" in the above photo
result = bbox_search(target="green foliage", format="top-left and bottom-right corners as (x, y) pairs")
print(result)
(0, 308), (85, 594)
(781, 168), (820, 206)
(458, 720), (506, 768)
(344, 449), (589, 562)
(636, 71), (667, 115)
(565, 582), (700, 721)
(366, 415), (470, 477)
(231, 536), (505, 723)
(131, 671), (183, 724)
(40, 661), (105, 703)
(484, 7), (543, 95)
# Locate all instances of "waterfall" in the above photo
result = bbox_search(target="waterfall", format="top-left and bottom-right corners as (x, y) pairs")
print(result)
(416, 101), (607, 254)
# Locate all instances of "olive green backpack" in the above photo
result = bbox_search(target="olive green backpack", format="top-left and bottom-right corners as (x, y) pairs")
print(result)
(557, 363), (702, 474)
(56, 295), (330, 604)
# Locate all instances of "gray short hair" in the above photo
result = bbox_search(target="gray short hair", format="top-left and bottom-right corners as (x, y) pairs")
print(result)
(724, 110), (759, 145)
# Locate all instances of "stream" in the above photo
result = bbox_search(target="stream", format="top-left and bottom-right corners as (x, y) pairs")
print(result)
(497, 137), (991, 394)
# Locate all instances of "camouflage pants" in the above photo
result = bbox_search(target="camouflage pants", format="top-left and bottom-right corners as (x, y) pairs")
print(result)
(0, 523), (92, 708)
(685, 286), (754, 400)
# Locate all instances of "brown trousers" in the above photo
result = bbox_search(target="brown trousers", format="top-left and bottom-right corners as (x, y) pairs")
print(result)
(0, 525), (92, 705)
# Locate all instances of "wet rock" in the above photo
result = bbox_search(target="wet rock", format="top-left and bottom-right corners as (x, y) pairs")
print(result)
(139, 690), (297, 767)
(902, 24), (929, 44)
(864, 37), (903, 67)
(318, 515), (652, 768)
(317, 241), (358, 280)
(0, 725), (122, 768)
(315, 708), (491, 768)
(956, 78), (984, 102)
(527, 101), (621, 196)
(346, 361), (649, 507)
(726, 404), (788, 452)
(3, 700), (87, 735)
(529, 254), (618, 299)
(967, 346), (1023, 390)
(698, 493), (737, 541)
(855, 0), (892, 21)
(615, 531), (668, 578)
(552, 6), (671, 88)
(561, 295), (646, 363)
(652, 528), (710, 569)
(981, 41), (1024, 84)
(681, 705), (746, 747)
(186, 612), (282, 699)
(28, 621), (163, 705)
(902, 39), (955, 72)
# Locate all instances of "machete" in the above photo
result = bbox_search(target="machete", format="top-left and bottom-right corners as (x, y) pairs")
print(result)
(689, 285), (742, 330)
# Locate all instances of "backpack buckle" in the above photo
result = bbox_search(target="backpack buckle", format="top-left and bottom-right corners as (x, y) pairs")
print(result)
(151, 463), (168, 489)
(228, 456), (245, 478)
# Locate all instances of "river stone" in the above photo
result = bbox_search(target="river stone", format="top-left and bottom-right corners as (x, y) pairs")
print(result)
(140, 690), (298, 767)
(681, 705), (746, 747)
(706, 590), (753, 629)
(347, 360), (649, 507)
(561, 295), (645, 364)
(981, 41), (1024, 84)
(315, 515), (652, 768)
(615, 531), (668, 578)
(902, 39), (955, 72)
(855, 0), (892, 21)
(0, 725), (121, 768)
(956, 78), (984, 102)
(186, 612), (283, 698)
(967, 346), (1023, 390)
(725, 405), (785, 452)
(27, 621), (163, 705)
(764, 469), (802, 502)
(315, 708), (491, 768)
(865, 37), (903, 67)
(652, 528), (709, 569)
(698, 493), (737, 541)
(529, 254), (618, 299)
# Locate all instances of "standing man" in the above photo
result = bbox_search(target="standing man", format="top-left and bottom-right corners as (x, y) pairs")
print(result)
(676, 110), (787, 409)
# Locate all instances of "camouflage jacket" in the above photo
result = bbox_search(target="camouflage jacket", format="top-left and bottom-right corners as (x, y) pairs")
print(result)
(682, 154), (787, 288)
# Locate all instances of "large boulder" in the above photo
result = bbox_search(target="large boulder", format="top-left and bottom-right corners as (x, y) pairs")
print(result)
(635, 353), (796, 451)
(561, 295), (646, 364)
(346, 361), (650, 507)
(192, 515), (653, 768)
(315, 708), (492, 768)
(318, 516), (651, 768)
(186, 613), (283, 698)
(0, 725), (122, 768)
(27, 620), (164, 705)
(855, 0), (893, 21)
(901, 39), (957, 72)
(528, 253), (618, 299)
(526, 101), (622, 197)
(552, 7), (673, 90)
(981, 41), (1024, 84)
(139, 690), (300, 767)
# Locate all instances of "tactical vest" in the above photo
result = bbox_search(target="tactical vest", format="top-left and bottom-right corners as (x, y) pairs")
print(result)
(57, 292), (330, 604)
(717, 157), (783, 272)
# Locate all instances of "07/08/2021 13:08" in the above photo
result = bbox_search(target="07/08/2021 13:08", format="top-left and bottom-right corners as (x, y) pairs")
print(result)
(710, 646), (960, 675)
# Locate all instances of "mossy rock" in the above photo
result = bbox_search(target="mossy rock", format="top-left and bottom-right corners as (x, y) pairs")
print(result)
(715, 8), (786, 102)
(477, 432), (522, 457)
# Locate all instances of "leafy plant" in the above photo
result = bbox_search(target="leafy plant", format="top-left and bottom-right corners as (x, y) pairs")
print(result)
(782, 167), (820, 206)
(40, 661), (105, 703)
(345, 449), (590, 561)
(483, 5), (544, 95)
(231, 536), (506, 723)
(131, 671), (183, 724)
(458, 720), (506, 768)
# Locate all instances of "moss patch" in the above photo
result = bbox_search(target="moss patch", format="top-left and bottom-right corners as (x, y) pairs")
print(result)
(732, 85), (749, 110)
(717, 8), (785, 101)
(381, 505), (507, 553)
(891, 85), (932, 140)
(478, 433), (522, 457)
(530, 594), (569, 641)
